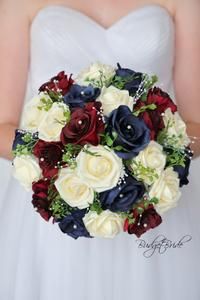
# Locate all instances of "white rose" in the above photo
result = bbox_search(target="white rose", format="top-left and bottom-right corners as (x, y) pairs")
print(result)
(149, 167), (181, 215)
(131, 141), (166, 185)
(13, 155), (42, 191)
(163, 108), (190, 147)
(55, 168), (94, 209)
(98, 85), (133, 116)
(76, 145), (123, 192)
(38, 102), (69, 142)
(21, 93), (51, 131)
(76, 62), (115, 86)
(83, 210), (123, 238)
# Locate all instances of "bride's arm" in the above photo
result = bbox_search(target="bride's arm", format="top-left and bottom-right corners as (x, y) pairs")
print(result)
(173, 0), (200, 158)
(0, 0), (30, 160)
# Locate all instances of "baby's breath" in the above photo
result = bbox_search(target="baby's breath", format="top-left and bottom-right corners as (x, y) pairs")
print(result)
(138, 74), (158, 101)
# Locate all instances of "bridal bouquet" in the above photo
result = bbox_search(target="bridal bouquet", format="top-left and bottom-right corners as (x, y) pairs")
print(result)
(12, 62), (192, 239)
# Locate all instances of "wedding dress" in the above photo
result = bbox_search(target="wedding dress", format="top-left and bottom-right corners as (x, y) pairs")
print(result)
(0, 4), (200, 300)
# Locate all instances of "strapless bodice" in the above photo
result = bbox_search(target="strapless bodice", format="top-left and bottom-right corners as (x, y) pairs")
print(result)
(26, 4), (175, 99)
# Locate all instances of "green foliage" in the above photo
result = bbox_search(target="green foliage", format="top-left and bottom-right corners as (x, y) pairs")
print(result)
(111, 72), (158, 99)
(12, 133), (38, 157)
(149, 197), (159, 205)
(47, 90), (64, 103)
(62, 144), (82, 168)
(37, 96), (53, 111)
(133, 103), (157, 117)
(84, 70), (114, 88)
(13, 144), (30, 156)
(119, 195), (160, 227)
(111, 74), (139, 90)
(53, 106), (71, 125)
(89, 192), (103, 214)
(49, 197), (73, 219)
(131, 160), (159, 184)
(37, 91), (65, 111)
(140, 74), (158, 101)
(137, 206), (144, 214)
(82, 146), (101, 157)
(119, 211), (136, 224)
(63, 109), (71, 123)
(100, 130), (116, 147)
(22, 133), (32, 143)
(165, 147), (186, 167)
(90, 201), (103, 214)
(157, 126), (186, 167)
(100, 131), (127, 152)
(144, 74), (158, 90)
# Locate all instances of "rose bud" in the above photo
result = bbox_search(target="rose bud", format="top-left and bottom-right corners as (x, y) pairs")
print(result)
(39, 71), (74, 95)
(32, 179), (53, 221)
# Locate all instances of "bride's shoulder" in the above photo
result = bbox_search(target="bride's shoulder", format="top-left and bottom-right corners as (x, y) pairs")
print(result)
(173, 0), (200, 14)
(0, 0), (50, 23)
(26, 0), (65, 23)
(0, 0), (28, 12)
(0, 0), (31, 22)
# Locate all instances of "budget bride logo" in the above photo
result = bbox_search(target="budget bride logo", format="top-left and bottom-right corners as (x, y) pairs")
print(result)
(136, 234), (193, 258)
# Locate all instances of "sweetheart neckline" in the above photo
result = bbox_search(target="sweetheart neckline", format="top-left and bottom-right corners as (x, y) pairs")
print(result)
(31, 3), (174, 31)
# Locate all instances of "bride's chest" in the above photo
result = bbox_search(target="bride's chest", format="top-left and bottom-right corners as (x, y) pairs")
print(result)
(31, 0), (170, 29)
(29, 5), (175, 91)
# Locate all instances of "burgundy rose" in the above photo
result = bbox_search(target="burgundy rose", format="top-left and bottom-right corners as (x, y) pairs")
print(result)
(135, 87), (177, 140)
(32, 179), (53, 221)
(61, 102), (105, 146)
(123, 204), (162, 238)
(33, 140), (64, 179)
(39, 71), (74, 95)
(147, 87), (177, 113)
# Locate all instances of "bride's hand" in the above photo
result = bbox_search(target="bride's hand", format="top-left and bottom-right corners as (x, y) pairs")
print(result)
(186, 122), (200, 159)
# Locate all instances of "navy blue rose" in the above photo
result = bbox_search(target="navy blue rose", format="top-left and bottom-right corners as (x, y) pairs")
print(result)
(114, 63), (143, 96)
(173, 148), (193, 187)
(12, 130), (38, 151)
(58, 209), (92, 239)
(99, 175), (145, 212)
(64, 84), (100, 108)
(106, 105), (150, 159)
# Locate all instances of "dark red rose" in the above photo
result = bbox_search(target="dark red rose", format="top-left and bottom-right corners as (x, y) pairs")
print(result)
(134, 87), (177, 140)
(33, 140), (64, 179)
(124, 204), (162, 238)
(147, 87), (177, 113)
(61, 102), (105, 146)
(136, 108), (163, 140)
(32, 179), (53, 221)
(39, 71), (74, 95)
